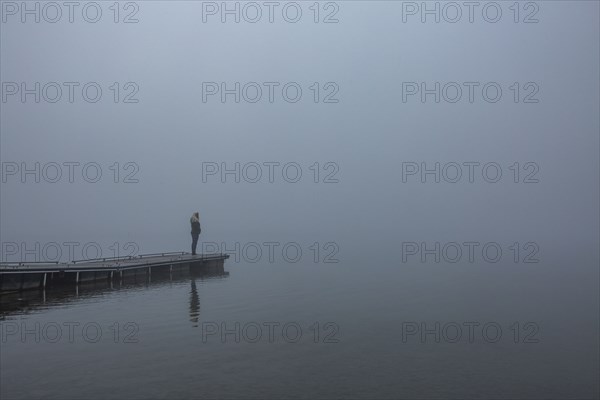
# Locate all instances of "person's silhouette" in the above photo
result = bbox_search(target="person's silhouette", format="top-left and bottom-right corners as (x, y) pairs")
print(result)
(190, 212), (201, 255)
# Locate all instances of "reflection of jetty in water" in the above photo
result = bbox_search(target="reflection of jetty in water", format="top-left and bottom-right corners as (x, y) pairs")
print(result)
(0, 256), (229, 318)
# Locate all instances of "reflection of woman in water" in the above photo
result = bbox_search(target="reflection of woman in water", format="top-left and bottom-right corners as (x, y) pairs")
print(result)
(189, 279), (200, 327)
(190, 212), (201, 255)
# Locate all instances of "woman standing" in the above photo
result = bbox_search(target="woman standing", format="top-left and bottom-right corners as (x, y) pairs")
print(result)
(190, 212), (201, 255)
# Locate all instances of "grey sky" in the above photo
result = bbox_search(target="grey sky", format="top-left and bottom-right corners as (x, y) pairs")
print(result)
(1, 1), (598, 264)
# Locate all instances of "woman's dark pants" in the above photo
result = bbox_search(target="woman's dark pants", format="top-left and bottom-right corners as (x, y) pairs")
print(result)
(191, 233), (199, 255)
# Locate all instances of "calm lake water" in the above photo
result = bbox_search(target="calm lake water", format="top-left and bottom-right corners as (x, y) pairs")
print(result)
(1, 247), (598, 399)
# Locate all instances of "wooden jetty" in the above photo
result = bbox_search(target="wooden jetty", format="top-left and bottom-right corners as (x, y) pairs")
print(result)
(0, 252), (230, 293)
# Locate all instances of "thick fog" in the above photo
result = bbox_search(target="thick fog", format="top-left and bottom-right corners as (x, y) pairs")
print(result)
(1, 2), (598, 267)
(1, 2), (599, 398)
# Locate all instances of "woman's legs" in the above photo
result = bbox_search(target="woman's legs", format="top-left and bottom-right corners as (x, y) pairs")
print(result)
(191, 233), (199, 255)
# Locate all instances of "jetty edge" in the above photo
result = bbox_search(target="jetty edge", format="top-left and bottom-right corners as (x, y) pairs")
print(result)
(0, 252), (230, 293)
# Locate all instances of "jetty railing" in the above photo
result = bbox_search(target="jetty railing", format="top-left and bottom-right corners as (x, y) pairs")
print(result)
(70, 251), (188, 264)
